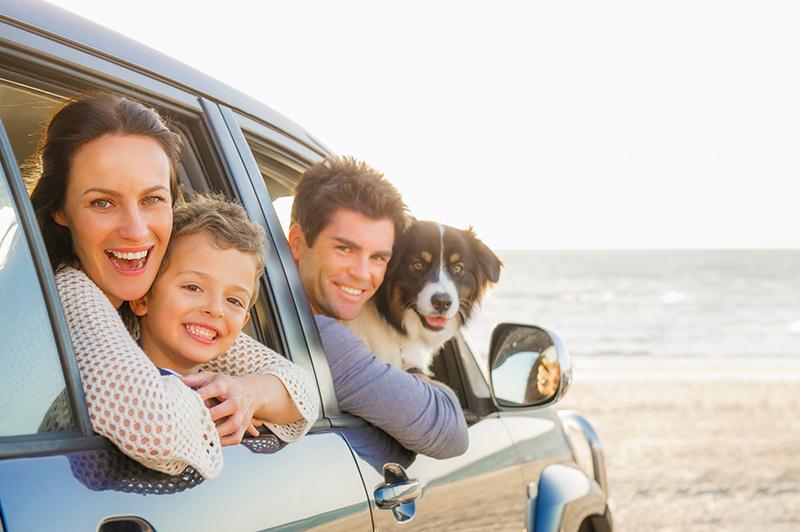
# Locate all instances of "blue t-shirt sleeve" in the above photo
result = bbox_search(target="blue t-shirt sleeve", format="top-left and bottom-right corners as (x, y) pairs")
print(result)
(315, 315), (468, 459)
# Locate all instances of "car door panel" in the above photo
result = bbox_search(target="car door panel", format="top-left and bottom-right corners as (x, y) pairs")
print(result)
(0, 432), (372, 531)
(349, 417), (527, 531)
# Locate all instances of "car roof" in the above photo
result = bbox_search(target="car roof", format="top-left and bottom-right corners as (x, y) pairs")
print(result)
(0, 0), (329, 157)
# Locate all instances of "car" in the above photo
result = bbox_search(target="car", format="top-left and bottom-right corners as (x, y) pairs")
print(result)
(0, 2), (613, 530)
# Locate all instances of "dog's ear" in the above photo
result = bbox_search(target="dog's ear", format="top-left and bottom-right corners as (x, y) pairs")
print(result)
(468, 226), (503, 284)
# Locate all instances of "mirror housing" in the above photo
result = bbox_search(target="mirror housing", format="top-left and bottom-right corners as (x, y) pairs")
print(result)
(488, 323), (573, 409)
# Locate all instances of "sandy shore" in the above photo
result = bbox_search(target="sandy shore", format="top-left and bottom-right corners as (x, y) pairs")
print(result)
(556, 357), (800, 532)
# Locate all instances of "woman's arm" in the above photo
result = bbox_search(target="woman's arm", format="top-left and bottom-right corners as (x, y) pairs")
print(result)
(56, 267), (223, 479)
(196, 332), (320, 443)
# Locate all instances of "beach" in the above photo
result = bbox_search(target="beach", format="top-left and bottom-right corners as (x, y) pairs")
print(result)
(557, 356), (800, 531)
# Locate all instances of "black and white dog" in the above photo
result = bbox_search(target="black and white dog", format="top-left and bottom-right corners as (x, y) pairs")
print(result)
(345, 220), (502, 373)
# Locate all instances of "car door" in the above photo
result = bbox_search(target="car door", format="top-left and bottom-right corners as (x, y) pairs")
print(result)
(222, 112), (533, 529)
(0, 18), (374, 529)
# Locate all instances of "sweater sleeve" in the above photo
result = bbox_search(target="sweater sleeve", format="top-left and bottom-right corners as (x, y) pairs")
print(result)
(198, 332), (320, 442)
(55, 267), (222, 479)
(315, 315), (469, 459)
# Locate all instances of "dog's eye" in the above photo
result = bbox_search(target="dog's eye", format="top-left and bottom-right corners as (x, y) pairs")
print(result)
(411, 259), (424, 272)
(450, 263), (464, 274)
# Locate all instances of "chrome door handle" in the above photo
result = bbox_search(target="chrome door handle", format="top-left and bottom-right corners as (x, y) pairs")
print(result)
(373, 463), (422, 523)
(374, 478), (421, 508)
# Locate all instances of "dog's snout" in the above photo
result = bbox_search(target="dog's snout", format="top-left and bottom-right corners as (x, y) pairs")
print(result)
(431, 292), (453, 312)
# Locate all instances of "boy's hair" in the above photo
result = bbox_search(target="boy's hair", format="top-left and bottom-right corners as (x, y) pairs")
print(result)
(291, 155), (410, 246)
(161, 193), (267, 308)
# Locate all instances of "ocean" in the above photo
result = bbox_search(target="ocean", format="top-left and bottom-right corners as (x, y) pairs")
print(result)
(464, 249), (800, 362)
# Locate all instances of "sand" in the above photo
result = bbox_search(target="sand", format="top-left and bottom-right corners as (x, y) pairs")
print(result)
(556, 357), (800, 531)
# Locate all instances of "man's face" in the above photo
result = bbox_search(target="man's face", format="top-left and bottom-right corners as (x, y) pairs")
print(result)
(290, 209), (394, 320)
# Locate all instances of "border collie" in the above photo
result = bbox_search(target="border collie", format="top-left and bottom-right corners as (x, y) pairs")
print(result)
(345, 220), (502, 373)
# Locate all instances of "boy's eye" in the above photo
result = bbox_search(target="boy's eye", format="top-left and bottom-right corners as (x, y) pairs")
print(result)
(227, 297), (245, 308)
(90, 198), (112, 209)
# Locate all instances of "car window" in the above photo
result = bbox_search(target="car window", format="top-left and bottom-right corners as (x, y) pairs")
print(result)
(243, 136), (306, 236)
(0, 160), (75, 436)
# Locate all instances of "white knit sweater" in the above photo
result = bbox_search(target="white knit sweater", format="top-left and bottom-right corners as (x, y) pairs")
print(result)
(54, 266), (319, 479)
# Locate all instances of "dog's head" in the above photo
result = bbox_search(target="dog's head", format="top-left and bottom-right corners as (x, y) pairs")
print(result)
(377, 220), (502, 336)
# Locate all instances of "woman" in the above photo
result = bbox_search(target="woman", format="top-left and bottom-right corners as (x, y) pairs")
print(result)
(29, 93), (318, 479)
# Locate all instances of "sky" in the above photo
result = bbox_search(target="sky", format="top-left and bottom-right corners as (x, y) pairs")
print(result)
(45, 1), (800, 249)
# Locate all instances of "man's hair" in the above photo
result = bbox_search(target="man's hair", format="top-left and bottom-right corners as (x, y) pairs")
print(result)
(161, 193), (267, 308)
(291, 155), (410, 246)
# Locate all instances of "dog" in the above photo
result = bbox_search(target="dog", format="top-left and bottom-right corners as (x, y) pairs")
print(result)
(345, 220), (502, 373)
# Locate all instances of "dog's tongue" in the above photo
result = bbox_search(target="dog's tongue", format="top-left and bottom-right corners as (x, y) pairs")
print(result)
(425, 316), (448, 329)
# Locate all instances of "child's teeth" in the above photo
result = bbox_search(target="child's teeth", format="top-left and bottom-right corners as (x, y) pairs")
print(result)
(186, 324), (216, 339)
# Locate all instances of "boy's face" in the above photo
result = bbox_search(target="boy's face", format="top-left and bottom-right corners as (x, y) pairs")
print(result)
(132, 232), (258, 374)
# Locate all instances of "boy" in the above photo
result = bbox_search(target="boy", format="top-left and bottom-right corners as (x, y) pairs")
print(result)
(130, 194), (266, 376)
(131, 193), (316, 444)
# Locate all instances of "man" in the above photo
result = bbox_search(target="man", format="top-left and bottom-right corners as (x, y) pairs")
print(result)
(288, 156), (468, 459)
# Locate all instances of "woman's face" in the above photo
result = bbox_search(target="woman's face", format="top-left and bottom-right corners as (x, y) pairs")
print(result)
(54, 134), (173, 307)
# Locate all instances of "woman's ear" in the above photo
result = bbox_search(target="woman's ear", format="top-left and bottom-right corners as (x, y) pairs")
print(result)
(52, 209), (67, 227)
(129, 296), (149, 317)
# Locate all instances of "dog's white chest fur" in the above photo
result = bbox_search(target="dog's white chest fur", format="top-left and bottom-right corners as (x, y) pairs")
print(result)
(344, 301), (460, 372)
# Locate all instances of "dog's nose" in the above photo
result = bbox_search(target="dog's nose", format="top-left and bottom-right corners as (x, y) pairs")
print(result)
(431, 292), (453, 312)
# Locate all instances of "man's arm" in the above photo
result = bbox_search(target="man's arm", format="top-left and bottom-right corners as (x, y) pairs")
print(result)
(315, 315), (469, 459)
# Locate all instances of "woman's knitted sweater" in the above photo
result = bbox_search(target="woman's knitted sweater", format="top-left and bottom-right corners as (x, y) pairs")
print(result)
(54, 266), (319, 479)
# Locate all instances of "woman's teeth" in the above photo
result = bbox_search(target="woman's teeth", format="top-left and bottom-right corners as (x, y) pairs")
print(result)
(185, 324), (217, 340)
(109, 250), (148, 260)
(106, 249), (148, 270)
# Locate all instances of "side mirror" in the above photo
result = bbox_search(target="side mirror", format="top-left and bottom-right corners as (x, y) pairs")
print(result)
(488, 323), (573, 409)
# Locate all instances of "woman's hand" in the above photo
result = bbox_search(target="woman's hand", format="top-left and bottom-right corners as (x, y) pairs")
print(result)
(181, 372), (266, 446)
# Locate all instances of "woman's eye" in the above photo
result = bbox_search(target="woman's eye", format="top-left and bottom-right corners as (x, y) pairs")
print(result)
(411, 260), (424, 271)
(142, 195), (166, 206)
(451, 263), (464, 274)
(90, 198), (112, 209)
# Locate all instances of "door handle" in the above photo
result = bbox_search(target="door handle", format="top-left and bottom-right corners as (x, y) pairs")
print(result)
(98, 516), (155, 532)
(373, 463), (422, 523)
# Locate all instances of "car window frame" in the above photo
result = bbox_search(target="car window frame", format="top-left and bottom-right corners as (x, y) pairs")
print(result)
(0, 118), (93, 456)
(0, 28), (327, 454)
(203, 102), (332, 423)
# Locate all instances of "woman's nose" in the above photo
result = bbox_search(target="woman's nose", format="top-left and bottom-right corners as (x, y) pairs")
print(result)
(118, 206), (149, 242)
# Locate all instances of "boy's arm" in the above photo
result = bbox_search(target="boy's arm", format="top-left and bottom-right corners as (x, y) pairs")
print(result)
(316, 315), (469, 459)
(197, 333), (320, 442)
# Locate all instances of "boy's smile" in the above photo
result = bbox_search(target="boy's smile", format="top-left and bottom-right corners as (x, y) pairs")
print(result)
(132, 232), (258, 374)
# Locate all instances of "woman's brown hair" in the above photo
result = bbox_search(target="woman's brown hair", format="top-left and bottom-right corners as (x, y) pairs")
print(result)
(27, 93), (183, 270)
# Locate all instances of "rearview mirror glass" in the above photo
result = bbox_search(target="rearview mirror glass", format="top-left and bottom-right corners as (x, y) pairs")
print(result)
(489, 324), (572, 408)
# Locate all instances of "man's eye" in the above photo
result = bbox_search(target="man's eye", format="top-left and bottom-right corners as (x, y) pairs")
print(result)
(337, 246), (352, 253)
(142, 195), (166, 206)
(450, 263), (464, 274)
(411, 260), (424, 271)
(90, 198), (112, 209)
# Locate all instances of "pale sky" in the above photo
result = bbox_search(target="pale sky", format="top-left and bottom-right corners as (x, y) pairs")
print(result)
(46, 1), (800, 249)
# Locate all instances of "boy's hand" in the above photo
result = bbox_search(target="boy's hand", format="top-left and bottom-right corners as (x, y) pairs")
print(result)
(181, 372), (266, 446)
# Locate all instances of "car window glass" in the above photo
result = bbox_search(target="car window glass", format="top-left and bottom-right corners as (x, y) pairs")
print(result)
(243, 139), (303, 236)
(0, 168), (74, 436)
